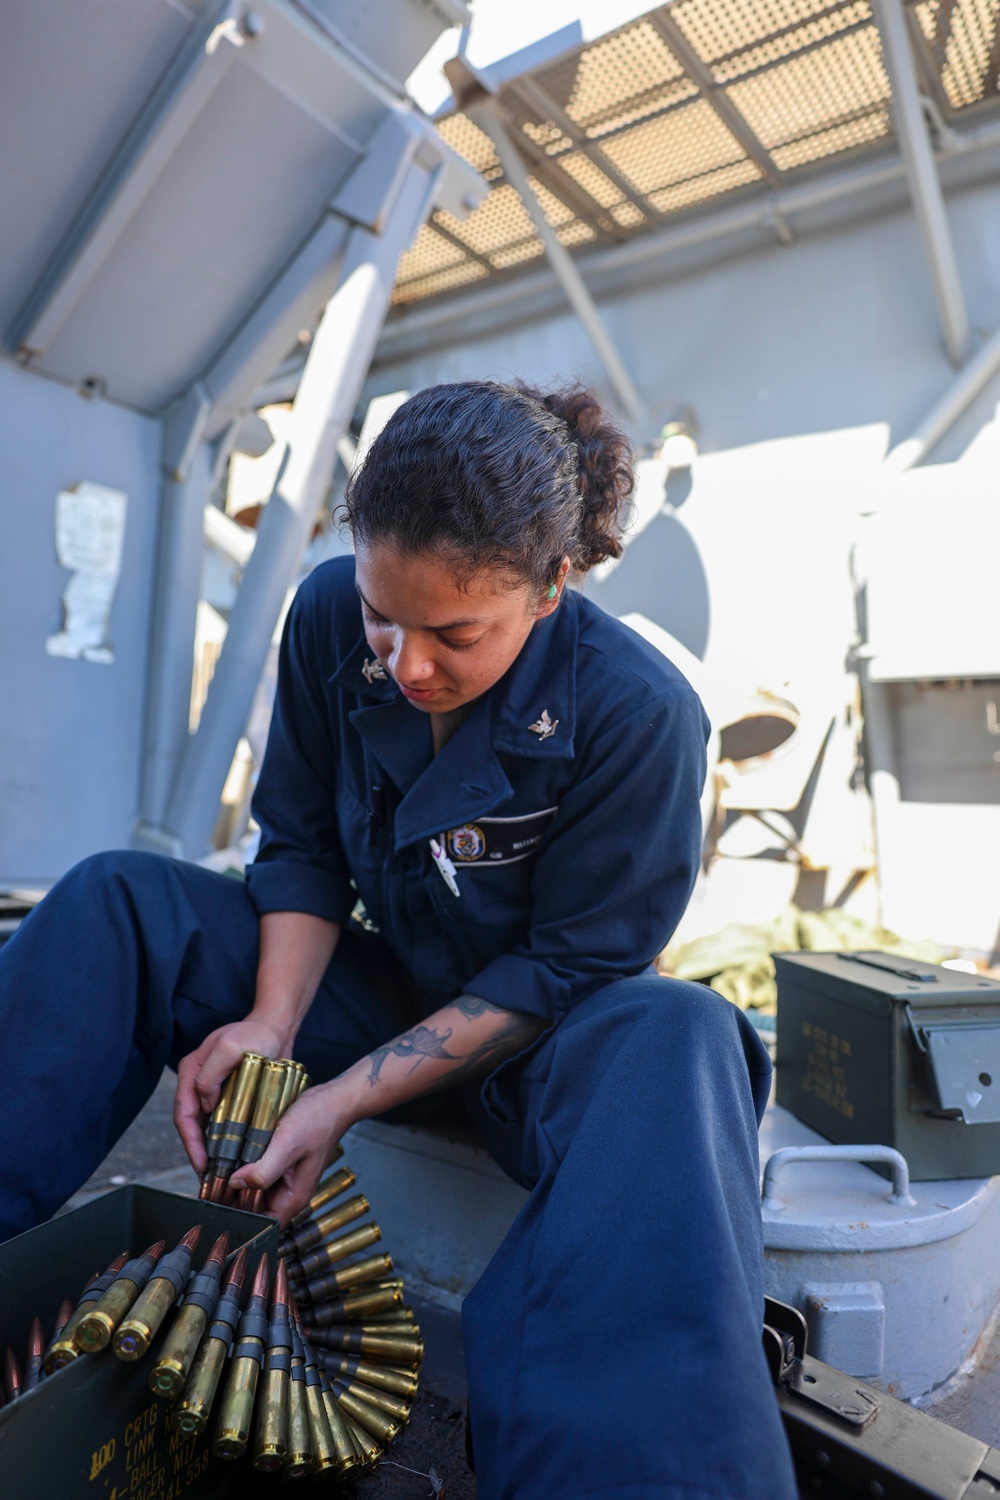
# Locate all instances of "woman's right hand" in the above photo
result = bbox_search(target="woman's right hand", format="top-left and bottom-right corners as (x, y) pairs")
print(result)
(174, 1018), (290, 1174)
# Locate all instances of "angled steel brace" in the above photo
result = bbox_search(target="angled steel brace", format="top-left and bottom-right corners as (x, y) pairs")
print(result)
(161, 150), (442, 856)
(648, 9), (782, 188)
(872, 0), (969, 364)
(448, 55), (644, 427)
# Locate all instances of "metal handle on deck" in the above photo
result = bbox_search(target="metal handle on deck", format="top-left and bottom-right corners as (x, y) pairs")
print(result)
(761, 1144), (916, 1211)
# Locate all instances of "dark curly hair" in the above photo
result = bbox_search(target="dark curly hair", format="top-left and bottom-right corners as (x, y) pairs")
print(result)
(341, 380), (633, 590)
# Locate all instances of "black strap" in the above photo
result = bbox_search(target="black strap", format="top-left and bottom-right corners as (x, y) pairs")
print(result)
(80, 1268), (120, 1305)
(304, 1365), (321, 1388)
(267, 1349), (291, 1373)
(268, 1315), (293, 1352)
(236, 1308), (269, 1344)
(234, 1337), (265, 1366)
(151, 1245), (194, 1298)
(114, 1253), (157, 1291)
(208, 1288), (242, 1343)
(182, 1269), (222, 1317)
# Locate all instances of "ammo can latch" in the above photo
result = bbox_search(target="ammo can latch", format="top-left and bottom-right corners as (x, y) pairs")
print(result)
(906, 1006), (1000, 1125)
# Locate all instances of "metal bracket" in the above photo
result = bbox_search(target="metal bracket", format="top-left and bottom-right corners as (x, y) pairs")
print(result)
(788, 1356), (880, 1430)
(763, 1299), (880, 1430)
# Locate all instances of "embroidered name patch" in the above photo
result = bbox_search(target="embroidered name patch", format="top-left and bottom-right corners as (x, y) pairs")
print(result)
(444, 807), (557, 866)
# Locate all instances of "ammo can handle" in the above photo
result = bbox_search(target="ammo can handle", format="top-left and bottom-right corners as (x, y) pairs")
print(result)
(761, 1145), (916, 1212)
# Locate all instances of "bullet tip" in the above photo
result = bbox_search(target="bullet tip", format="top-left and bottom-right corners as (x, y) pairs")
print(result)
(145, 1239), (168, 1260)
(250, 1254), (270, 1300)
(226, 1243), (249, 1290)
(29, 1318), (43, 1356)
(179, 1225), (202, 1254)
(274, 1257), (290, 1309)
(206, 1230), (230, 1267)
(109, 1251), (130, 1274)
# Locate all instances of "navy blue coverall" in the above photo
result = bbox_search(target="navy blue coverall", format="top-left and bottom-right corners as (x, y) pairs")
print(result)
(0, 558), (796, 1499)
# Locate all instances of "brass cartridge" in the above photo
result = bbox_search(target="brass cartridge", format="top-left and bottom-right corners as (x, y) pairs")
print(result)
(238, 1058), (290, 1212)
(251, 1259), (293, 1471)
(45, 1255), (129, 1373)
(304, 1283), (402, 1326)
(298, 1330), (338, 1475)
(76, 1240), (167, 1352)
(240, 1059), (286, 1164)
(275, 1059), (302, 1120)
(336, 1375), (411, 1422)
(323, 1354), (418, 1399)
(114, 1225), (202, 1361)
(285, 1322), (312, 1478)
(213, 1254), (270, 1460)
(333, 1380), (400, 1445)
(200, 1069), (236, 1196)
(150, 1231), (229, 1396)
(207, 1052), (264, 1197)
(342, 1412), (382, 1468)
(324, 1251), (394, 1294)
(319, 1368), (361, 1474)
(283, 1164), (355, 1249)
(174, 1245), (248, 1436)
(288, 1197), (372, 1282)
(300, 1221), (382, 1286)
(305, 1328), (424, 1366)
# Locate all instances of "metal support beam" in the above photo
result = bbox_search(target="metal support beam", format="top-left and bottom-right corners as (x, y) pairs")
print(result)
(648, 10), (782, 187)
(471, 105), (645, 425)
(162, 156), (439, 857)
(7, 0), (247, 358)
(510, 76), (666, 225)
(872, 0), (969, 365)
(136, 389), (213, 846)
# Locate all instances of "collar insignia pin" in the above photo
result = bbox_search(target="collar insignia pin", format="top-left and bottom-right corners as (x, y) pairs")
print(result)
(362, 657), (387, 684)
(529, 709), (558, 740)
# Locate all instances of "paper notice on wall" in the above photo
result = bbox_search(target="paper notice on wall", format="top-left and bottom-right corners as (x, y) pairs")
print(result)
(46, 481), (128, 664)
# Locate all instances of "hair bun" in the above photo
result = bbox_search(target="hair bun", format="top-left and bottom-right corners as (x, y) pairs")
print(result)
(531, 385), (634, 570)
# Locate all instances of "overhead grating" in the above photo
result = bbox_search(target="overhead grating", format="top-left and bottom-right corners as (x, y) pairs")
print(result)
(392, 0), (1000, 306)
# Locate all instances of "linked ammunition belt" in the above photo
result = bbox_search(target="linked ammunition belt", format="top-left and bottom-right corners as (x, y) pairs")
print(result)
(0, 1056), (423, 1481)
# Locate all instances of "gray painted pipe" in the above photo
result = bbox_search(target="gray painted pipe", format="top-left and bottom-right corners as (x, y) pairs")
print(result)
(871, 0), (969, 364)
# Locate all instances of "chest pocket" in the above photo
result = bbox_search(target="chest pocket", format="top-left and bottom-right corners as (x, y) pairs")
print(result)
(442, 807), (557, 867)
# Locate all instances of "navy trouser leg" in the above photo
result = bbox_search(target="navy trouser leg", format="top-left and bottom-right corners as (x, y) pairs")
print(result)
(462, 976), (797, 1500)
(0, 851), (422, 1242)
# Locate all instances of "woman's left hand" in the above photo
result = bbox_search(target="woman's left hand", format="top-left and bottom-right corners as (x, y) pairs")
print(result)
(229, 1080), (353, 1225)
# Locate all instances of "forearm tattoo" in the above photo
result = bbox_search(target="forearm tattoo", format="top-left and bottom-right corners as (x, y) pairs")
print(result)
(367, 1025), (454, 1085)
(365, 1004), (544, 1089)
(455, 994), (505, 1020)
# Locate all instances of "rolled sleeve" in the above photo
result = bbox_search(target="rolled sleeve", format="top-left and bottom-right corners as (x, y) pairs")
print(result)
(246, 586), (356, 926)
(465, 687), (708, 1022)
